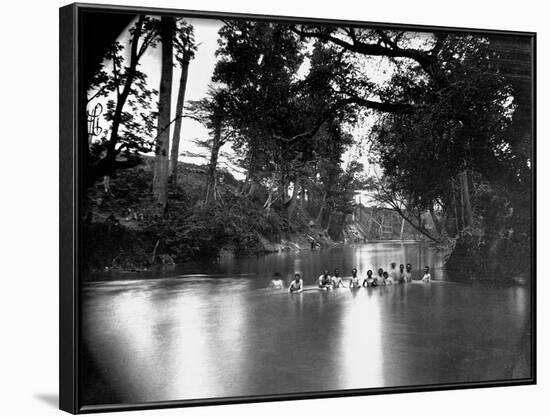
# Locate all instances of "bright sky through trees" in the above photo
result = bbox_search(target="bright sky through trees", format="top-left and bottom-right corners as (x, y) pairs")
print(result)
(88, 17), (434, 179)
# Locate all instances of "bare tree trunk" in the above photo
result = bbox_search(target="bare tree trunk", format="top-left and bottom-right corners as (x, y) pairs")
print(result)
(169, 59), (190, 187)
(95, 15), (145, 183)
(204, 117), (222, 205)
(459, 175), (465, 230)
(316, 192), (327, 225)
(280, 173), (289, 203)
(151, 240), (160, 264)
(452, 180), (460, 237)
(429, 204), (444, 237)
(153, 17), (175, 212)
(460, 170), (473, 229)
(365, 208), (373, 239)
(263, 188), (274, 211)
(324, 212), (333, 235)
(262, 173), (278, 211)
(244, 144), (261, 198)
(287, 174), (301, 218)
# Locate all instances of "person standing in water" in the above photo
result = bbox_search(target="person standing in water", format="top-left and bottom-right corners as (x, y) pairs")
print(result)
(332, 269), (346, 288)
(268, 272), (284, 289)
(421, 266), (432, 282)
(398, 264), (406, 283)
(289, 273), (304, 293)
(389, 262), (400, 283)
(317, 270), (333, 289)
(363, 270), (376, 287)
(383, 271), (393, 285)
(404, 263), (413, 282)
(349, 268), (361, 289)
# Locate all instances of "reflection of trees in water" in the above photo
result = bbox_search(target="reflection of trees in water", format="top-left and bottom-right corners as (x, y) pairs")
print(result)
(94, 242), (448, 288)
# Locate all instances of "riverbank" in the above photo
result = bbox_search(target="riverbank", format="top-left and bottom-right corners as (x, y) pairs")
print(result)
(83, 160), (350, 273)
(84, 219), (344, 273)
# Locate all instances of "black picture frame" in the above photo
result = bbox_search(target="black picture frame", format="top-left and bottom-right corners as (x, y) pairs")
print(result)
(59, 2), (536, 414)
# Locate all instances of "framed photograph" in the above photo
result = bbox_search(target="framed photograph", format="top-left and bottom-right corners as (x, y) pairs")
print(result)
(59, 2), (536, 413)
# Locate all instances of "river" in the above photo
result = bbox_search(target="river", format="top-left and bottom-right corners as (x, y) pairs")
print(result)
(81, 241), (531, 406)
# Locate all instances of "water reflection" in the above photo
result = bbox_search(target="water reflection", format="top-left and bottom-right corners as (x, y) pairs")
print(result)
(82, 242), (531, 405)
(88, 241), (444, 285)
(339, 289), (384, 388)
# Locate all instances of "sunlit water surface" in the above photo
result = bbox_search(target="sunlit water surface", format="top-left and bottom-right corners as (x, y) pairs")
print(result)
(82, 242), (531, 405)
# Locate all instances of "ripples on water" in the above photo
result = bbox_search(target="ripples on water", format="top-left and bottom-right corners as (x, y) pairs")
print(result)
(81, 242), (531, 405)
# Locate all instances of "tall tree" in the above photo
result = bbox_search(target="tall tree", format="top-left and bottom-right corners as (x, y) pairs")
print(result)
(186, 88), (234, 205)
(213, 21), (306, 198)
(152, 16), (175, 211)
(213, 22), (357, 220)
(86, 15), (159, 185)
(203, 90), (234, 205)
(169, 20), (197, 186)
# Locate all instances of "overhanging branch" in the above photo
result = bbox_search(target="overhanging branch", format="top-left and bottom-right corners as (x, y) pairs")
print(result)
(292, 26), (437, 78)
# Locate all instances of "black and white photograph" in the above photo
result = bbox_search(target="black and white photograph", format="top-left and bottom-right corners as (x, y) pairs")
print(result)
(60, 2), (534, 413)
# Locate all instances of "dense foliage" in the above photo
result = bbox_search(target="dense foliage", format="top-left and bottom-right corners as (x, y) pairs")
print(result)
(83, 17), (532, 281)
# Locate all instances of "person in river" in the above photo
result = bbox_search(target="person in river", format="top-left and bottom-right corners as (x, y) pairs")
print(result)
(398, 264), (406, 283)
(421, 266), (432, 282)
(389, 262), (400, 283)
(377, 268), (384, 282)
(404, 263), (413, 282)
(363, 269), (376, 287)
(382, 271), (393, 285)
(317, 270), (333, 289)
(268, 272), (284, 289)
(349, 268), (361, 289)
(332, 269), (347, 288)
(288, 273), (304, 293)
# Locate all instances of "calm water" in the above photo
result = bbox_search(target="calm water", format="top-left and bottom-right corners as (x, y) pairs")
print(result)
(82, 242), (531, 405)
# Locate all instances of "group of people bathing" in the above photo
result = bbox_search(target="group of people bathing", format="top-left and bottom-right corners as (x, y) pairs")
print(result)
(269, 263), (432, 293)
